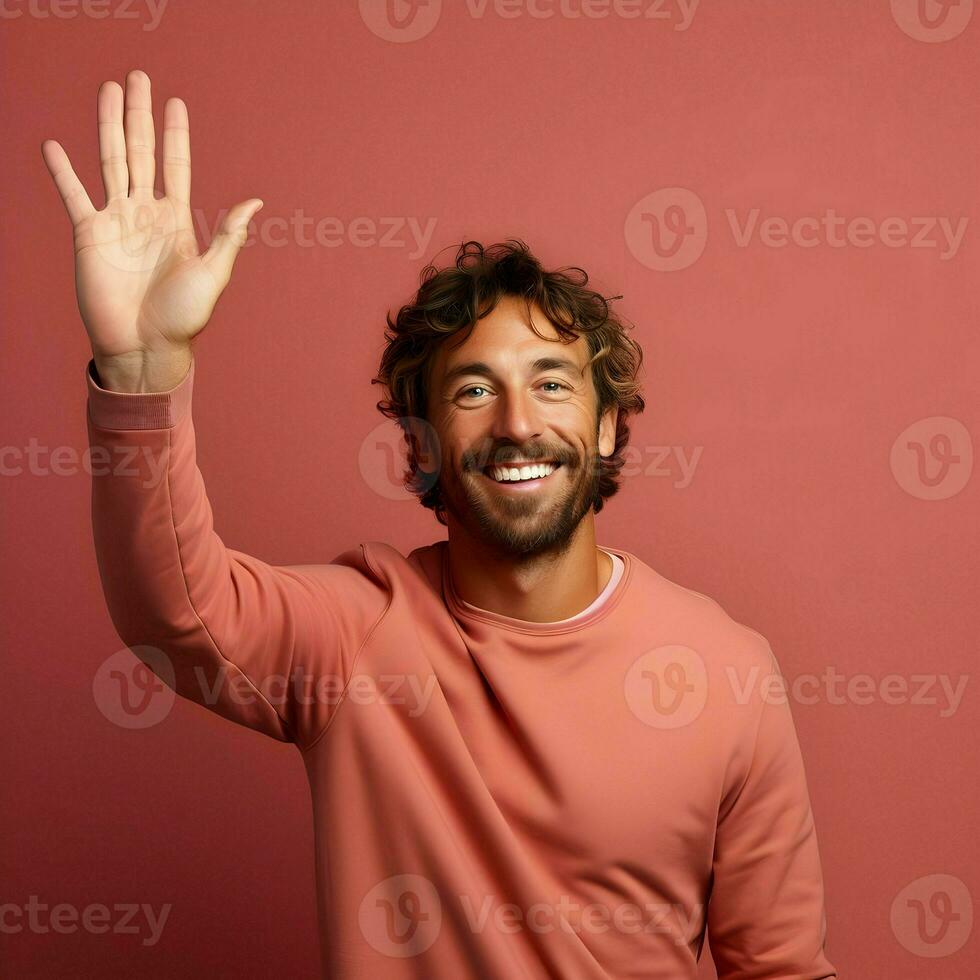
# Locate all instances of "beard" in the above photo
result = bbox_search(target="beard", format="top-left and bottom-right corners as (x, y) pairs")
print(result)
(440, 438), (603, 560)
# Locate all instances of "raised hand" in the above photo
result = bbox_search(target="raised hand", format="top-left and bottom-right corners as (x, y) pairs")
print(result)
(41, 70), (263, 390)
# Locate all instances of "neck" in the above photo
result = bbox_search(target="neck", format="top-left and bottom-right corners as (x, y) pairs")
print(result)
(445, 516), (613, 623)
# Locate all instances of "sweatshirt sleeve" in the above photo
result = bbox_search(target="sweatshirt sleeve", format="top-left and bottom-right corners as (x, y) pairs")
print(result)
(85, 356), (383, 750)
(707, 647), (837, 979)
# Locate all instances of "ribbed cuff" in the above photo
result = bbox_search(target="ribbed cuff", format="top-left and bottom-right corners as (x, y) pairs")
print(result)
(86, 356), (195, 430)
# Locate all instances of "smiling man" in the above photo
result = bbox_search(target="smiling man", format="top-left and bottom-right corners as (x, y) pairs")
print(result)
(419, 290), (622, 623)
(44, 70), (836, 979)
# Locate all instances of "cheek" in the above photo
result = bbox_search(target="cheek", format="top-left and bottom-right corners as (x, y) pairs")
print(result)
(435, 430), (473, 477)
(554, 402), (600, 446)
(563, 398), (599, 426)
(438, 411), (483, 453)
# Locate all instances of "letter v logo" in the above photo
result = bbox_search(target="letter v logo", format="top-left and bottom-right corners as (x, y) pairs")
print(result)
(625, 188), (707, 271)
(360, 0), (442, 42)
(890, 0), (973, 42)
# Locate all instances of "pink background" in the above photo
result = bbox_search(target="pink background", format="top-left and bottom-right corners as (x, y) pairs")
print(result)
(2, 0), (978, 975)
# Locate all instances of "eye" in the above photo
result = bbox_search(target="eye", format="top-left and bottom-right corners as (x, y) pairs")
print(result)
(457, 381), (570, 401)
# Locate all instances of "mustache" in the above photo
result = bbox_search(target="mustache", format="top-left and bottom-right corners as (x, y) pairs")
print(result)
(462, 446), (572, 471)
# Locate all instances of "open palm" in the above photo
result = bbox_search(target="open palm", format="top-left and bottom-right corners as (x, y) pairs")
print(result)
(41, 70), (263, 361)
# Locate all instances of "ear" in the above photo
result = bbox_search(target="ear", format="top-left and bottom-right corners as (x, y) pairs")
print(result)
(598, 404), (618, 458)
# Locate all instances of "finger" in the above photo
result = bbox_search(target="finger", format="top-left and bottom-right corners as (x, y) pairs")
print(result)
(125, 69), (155, 196)
(202, 199), (264, 289)
(40, 140), (95, 225)
(163, 97), (191, 206)
(98, 80), (127, 202)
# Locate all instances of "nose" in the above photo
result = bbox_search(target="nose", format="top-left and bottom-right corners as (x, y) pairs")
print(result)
(489, 386), (543, 448)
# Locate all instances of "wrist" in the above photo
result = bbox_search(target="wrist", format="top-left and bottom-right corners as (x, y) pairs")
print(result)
(92, 346), (193, 393)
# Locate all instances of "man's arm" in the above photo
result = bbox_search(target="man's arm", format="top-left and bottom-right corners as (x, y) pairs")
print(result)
(706, 647), (837, 979)
(86, 353), (387, 749)
(43, 71), (389, 748)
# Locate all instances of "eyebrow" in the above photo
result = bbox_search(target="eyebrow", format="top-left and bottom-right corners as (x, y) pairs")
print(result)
(440, 356), (583, 392)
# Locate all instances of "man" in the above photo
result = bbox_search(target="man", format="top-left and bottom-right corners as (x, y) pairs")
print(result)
(42, 69), (837, 978)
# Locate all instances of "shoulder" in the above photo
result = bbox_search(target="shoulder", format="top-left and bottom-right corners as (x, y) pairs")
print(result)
(286, 542), (400, 643)
(622, 550), (780, 676)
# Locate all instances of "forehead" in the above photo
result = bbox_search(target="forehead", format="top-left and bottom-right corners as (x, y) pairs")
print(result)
(428, 296), (589, 387)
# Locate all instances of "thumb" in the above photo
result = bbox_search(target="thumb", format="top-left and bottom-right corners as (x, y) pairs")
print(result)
(203, 198), (263, 288)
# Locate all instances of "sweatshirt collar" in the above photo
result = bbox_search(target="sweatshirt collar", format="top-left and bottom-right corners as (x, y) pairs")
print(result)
(440, 541), (633, 635)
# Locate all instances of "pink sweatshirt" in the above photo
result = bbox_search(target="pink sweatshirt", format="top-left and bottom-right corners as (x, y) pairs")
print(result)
(85, 356), (837, 979)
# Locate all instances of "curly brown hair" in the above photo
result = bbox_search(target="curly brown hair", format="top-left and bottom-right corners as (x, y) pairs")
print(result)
(371, 239), (645, 526)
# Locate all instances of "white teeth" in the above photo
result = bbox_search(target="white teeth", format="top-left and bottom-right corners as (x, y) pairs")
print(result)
(489, 462), (557, 483)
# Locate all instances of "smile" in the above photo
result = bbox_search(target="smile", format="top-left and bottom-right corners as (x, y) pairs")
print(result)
(479, 461), (563, 491)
